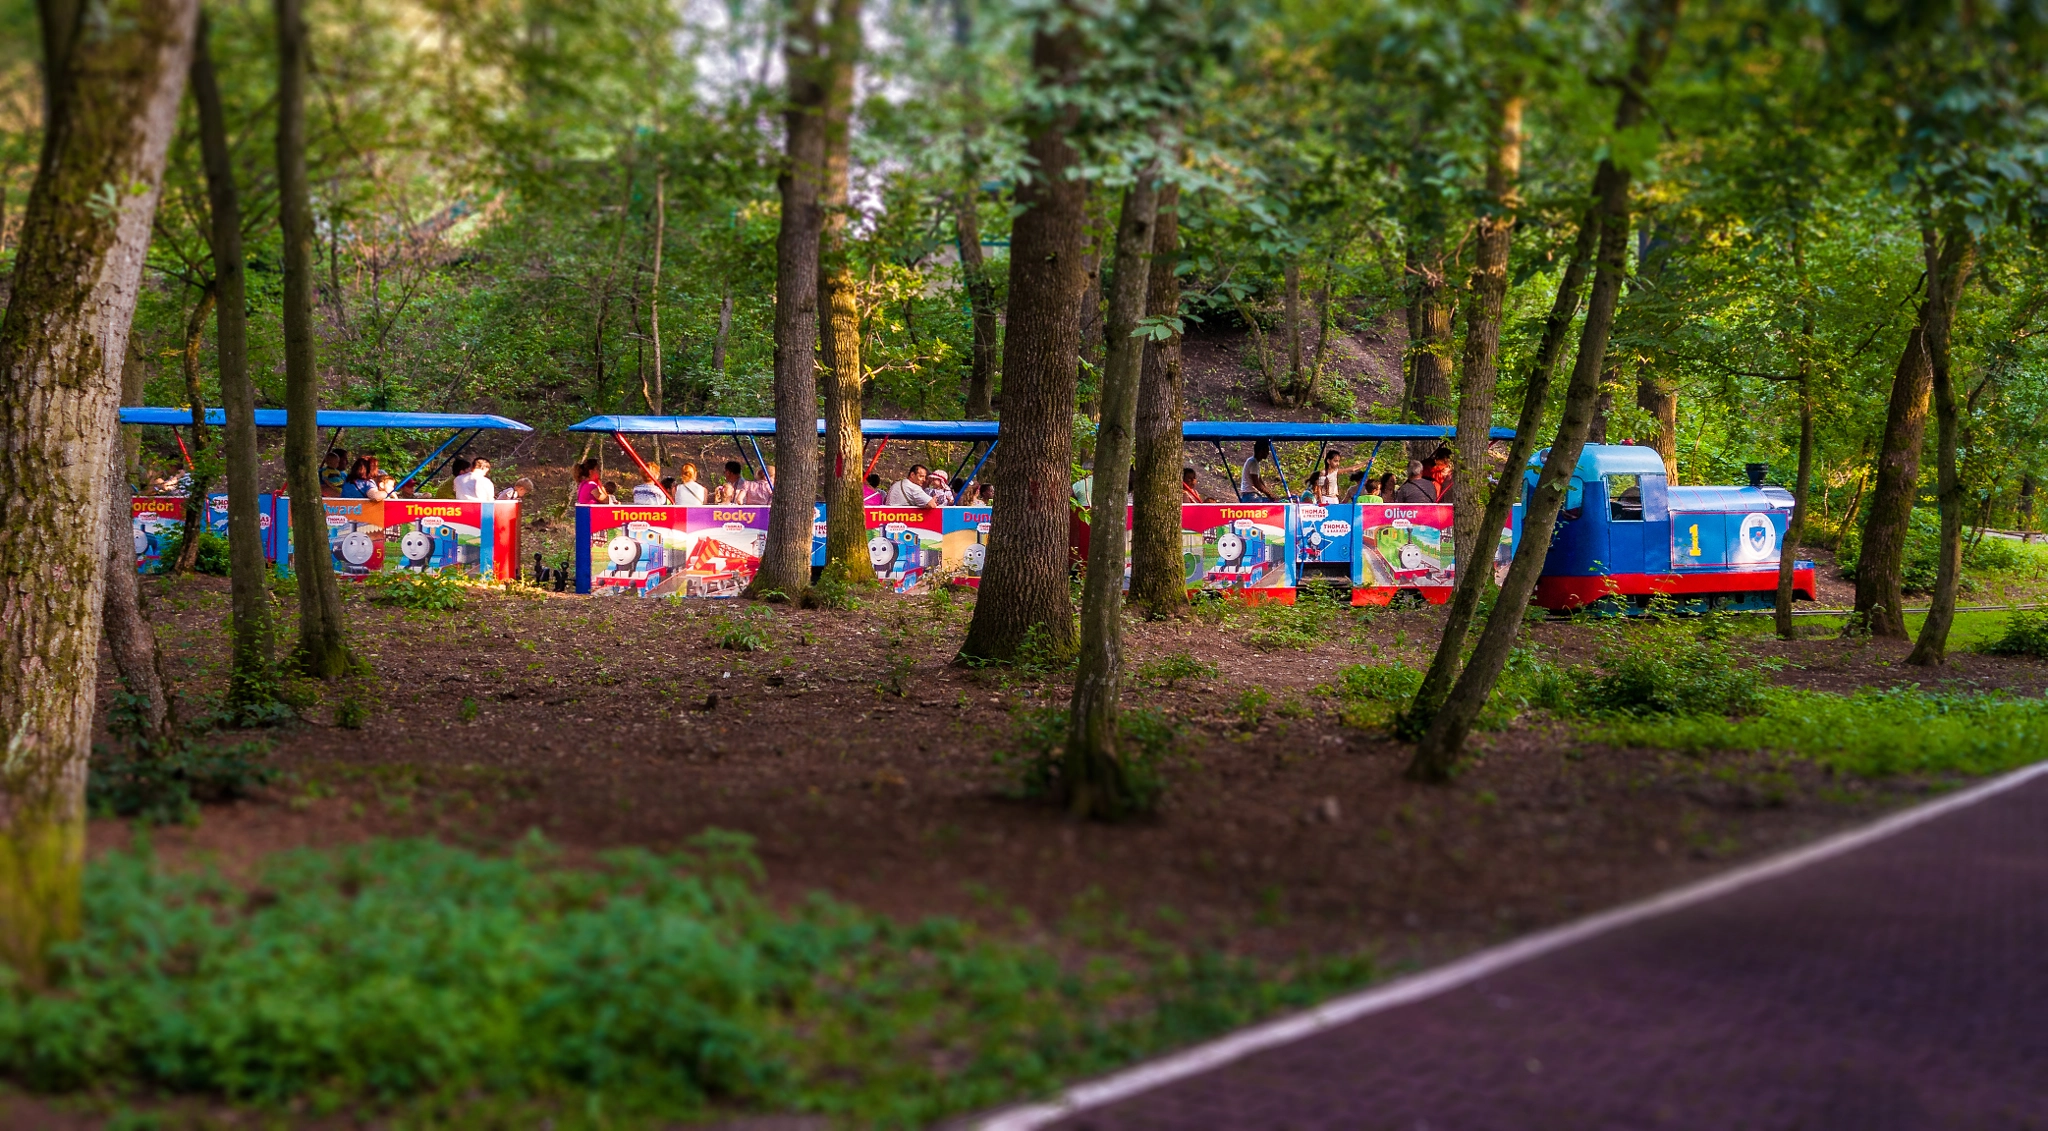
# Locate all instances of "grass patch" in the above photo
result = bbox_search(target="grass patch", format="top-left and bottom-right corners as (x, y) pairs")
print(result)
(1134, 652), (1216, 688)
(0, 834), (1376, 1125)
(710, 607), (775, 652)
(1591, 686), (2048, 778)
(995, 706), (1180, 813)
(1322, 648), (1569, 734)
(1243, 588), (1347, 651)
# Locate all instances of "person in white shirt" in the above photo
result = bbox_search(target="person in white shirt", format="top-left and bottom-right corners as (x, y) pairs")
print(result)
(739, 464), (775, 505)
(673, 462), (707, 505)
(886, 465), (936, 507)
(497, 477), (534, 501)
(1238, 440), (1277, 502)
(454, 457), (496, 501)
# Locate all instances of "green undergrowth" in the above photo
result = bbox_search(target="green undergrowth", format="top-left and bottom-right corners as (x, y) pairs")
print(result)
(363, 570), (467, 612)
(1322, 646), (1569, 733)
(995, 706), (1181, 815)
(1591, 686), (2048, 778)
(1981, 606), (2048, 659)
(0, 832), (1372, 1127)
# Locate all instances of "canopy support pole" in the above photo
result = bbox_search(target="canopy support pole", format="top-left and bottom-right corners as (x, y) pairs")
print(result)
(1269, 437), (1292, 499)
(397, 428), (477, 493)
(865, 437), (890, 477)
(748, 437), (770, 482)
(731, 433), (759, 479)
(1350, 441), (1384, 503)
(613, 432), (672, 503)
(947, 440), (983, 487)
(173, 430), (194, 471)
(962, 439), (999, 495)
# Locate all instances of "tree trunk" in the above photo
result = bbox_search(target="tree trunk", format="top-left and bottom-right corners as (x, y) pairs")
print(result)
(1402, 235), (1455, 461)
(194, 12), (272, 707)
(817, 0), (869, 586)
(746, 0), (830, 599)
(1852, 327), (1933, 637)
(1409, 208), (1597, 731)
(1066, 167), (1158, 820)
(1450, 92), (1523, 571)
(1635, 371), (1677, 475)
(103, 443), (177, 737)
(0, 0), (196, 980)
(951, 0), (998, 420)
(277, 0), (350, 674)
(1774, 232), (1816, 639)
(958, 186), (1000, 418)
(1907, 228), (1977, 666)
(958, 14), (1086, 664)
(713, 283), (733, 375)
(1408, 0), (1681, 781)
(649, 167), (665, 417)
(171, 283), (215, 574)
(1588, 383), (1615, 443)
(1283, 258), (1303, 391)
(120, 338), (147, 486)
(1075, 193), (1105, 415)
(1129, 179), (1185, 618)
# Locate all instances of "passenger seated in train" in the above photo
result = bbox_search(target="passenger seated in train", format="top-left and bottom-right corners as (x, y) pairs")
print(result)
(1182, 467), (1205, 503)
(887, 464), (938, 507)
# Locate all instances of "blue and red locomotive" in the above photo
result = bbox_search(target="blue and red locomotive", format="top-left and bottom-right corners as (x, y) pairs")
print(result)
(1523, 445), (1815, 613)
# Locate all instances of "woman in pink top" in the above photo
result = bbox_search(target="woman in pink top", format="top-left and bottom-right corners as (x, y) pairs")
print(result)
(863, 474), (884, 506)
(573, 459), (609, 505)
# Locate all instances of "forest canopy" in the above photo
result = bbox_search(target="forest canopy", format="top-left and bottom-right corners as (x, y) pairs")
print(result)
(1, 0), (2044, 527)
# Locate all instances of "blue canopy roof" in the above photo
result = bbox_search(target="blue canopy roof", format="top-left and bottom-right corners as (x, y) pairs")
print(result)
(119, 408), (530, 431)
(1182, 422), (1515, 441)
(570, 416), (1513, 441)
(569, 415), (1002, 439)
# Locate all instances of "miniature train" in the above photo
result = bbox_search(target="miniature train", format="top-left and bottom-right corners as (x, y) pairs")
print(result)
(1521, 445), (1815, 613)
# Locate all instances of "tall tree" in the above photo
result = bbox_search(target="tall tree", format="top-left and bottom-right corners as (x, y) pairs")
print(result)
(1450, 88), (1524, 570)
(1065, 164), (1158, 819)
(1850, 318), (1932, 637)
(951, 0), (1000, 419)
(818, 0), (869, 587)
(1408, 210), (1597, 732)
(0, 0), (198, 978)
(958, 9), (1088, 664)
(1905, 224), (1977, 665)
(102, 448), (177, 738)
(193, 8), (272, 707)
(169, 283), (214, 574)
(747, 0), (832, 599)
(1128, 178), (1185, 618)
(277, 0), (350, 674)
(1410, 0), (1683, 780)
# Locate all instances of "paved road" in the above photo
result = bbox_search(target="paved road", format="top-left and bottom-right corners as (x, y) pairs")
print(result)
(1041, 772), (2048, 1131)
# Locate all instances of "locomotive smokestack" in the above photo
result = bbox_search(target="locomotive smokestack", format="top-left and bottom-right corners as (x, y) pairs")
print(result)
(1745, 462), (1768, 489)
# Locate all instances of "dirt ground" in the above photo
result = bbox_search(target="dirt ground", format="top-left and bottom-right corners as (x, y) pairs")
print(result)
(87, 566), (2048, 971)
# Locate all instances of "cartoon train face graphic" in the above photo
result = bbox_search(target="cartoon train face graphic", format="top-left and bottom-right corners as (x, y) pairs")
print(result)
(399, 530), (435, 569)
(961, 542), (986, 574)
(604, 535), (642, 574)
(1215, 532), (1245, 565)
(1397, 542), (1427, 572)
(335, 530), (377, 570)
(133, 527), (150, 557)
(867, 535), (896, 571)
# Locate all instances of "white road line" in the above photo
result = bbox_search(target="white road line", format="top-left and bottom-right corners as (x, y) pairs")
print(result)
(972, 758), (2048, 1131)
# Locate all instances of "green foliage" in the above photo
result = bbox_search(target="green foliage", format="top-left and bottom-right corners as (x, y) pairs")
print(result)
(996, 707), (1179, 814)
(1838, 515), (2033, 595)
(1981, 607), (2048, 658)
(710, 607), (774, 652)
(89, 692), (272, 825)
(1134, 652), (1217, 688)
(1243, 589), (1346, 651)
(1231, 687), (1272, 731)
(334, 696), (370, 730)
(0, 833), (1372, 1123)
(1324, 649), (1567, 735)
(1591, 687), (2048, 779)
(364, 571), (465, 612)
(166, 529), (231, 577)
(805, 562), (865, 612)
(1572, 621), (1771, 719)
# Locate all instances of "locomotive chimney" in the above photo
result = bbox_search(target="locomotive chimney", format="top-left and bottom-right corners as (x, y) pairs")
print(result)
(1745, 462), (1768, 489)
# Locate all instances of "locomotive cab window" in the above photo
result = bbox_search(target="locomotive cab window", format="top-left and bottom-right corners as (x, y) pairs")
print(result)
(1607, 474), (1643, 521)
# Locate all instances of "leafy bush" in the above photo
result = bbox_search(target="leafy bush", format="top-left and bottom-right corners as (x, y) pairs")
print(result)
(996, 706), (1178, 813)
(1838, 512), (2029, 593)
(167, 529), (232, 576)
(1323, 649), (1566, 735)
(1572, 622), (1769, 719)
(1243, 588), (1345, 650)
(364, 570), (465, 612)
(1981, 607), (2048, 659)
(1591, 686), (2048, 778)
(711, 607), (774, 651)
(0, 833), (1375, 1124)
(1135, 652), (1217, 688)
(89, 692), (273, 825)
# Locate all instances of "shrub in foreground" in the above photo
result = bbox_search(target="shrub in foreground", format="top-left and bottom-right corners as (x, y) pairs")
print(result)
(0, 832), (1371, 1125)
